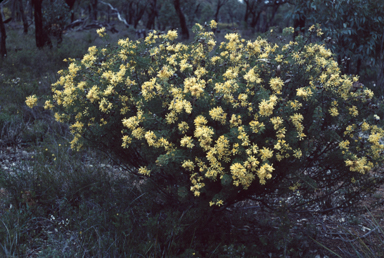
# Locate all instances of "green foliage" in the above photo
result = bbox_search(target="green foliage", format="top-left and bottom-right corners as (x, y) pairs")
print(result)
(157, 0), (179, 30)
(291, 0), (384, 91)
(42, 0), (71, 45)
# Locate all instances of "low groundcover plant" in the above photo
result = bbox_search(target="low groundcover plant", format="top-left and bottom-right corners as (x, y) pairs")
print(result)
(27, 21), (384, 215)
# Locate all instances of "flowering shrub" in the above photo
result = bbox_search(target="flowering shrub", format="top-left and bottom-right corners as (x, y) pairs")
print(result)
(30, 22), (384, 212)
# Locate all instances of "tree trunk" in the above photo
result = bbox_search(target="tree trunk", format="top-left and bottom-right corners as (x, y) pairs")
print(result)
(264, 4), (279, 32)
(146, 0), (157, 30)
(32, 0), (52, 49)
(133, 2), (146, 29)
(378, 31), (384, 92)
(11, 0), (18, 22)
(0, 14), (7, 58)
(214, 0), (225, 22)
(127, 3), (133, 25)
(293, 14), (305, 40)
(244, 3), (250, 24)
(64, 0), (76, 22)
(28, 0), (33, 21)
(89, 0), (98, 21)
(250, 10), (261, 29)
(173, 0), (189, 40)
(19, 0), (29, 34)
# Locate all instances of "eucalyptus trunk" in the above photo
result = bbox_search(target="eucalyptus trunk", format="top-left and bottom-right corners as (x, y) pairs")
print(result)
(173, 0), (189, 40)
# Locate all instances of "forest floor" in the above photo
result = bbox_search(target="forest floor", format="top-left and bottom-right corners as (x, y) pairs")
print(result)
(1, 144), (384, 257)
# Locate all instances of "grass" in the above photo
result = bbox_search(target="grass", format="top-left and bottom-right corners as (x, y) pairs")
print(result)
(1, 23), (384, 257)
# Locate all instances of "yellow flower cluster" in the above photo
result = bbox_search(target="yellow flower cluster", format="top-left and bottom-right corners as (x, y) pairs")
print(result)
(96, 27), (106, 37)
(33, 21), (384, 205)
(25, 95), (38, 108)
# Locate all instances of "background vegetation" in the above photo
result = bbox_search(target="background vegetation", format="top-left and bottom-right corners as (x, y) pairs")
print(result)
(0, 0), (384, 257)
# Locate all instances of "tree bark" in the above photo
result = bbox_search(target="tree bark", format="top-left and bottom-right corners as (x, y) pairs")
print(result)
(293, 13), (305, 40)
(89, 0), (98, 21)
(173, 0), (189, 40)
(32, 0), (52, 49)
(378, 30), (384, 92)
(249, 10), (261, 29)
(11, 0), (18, 22)
(214, 0), (227, 23)
(145, 0), (157, 30)
(0, 14), (7, 58)
(64, 0), (76, 22)
(19, 0), (29, 34)
(132, 2), (146, 29)
(264, 3), (279, 32)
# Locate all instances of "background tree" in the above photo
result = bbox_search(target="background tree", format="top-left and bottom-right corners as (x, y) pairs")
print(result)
(243, 0), (287, 32)
(89, 0), (98, 21)
(0, 5), (7, 58)
(220, 0), (243, 25)
(213, 0), (228, 23)
(290, 0), (384, 92)
(145, 0), (157, 30)
(157, 0), (178, 31)
(124, 0), (147, 29)
(32, 0), (52, 49)
(9, 0), (29, 34)
(173, 0), (189, 39)
(64, 0), (76, 22)
(43, 0), (71, 46)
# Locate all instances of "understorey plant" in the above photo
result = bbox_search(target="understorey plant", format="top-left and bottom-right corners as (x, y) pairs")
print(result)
(27, 21), (384, 232)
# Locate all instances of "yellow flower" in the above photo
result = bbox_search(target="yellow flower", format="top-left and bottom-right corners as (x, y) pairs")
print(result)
(259, 95), (277, 117)
(210, 20), (217, 29)
(180, 136), (195, 149)
(293, 149), (302, 159)
(182, 160), (195, 171)
(296, 87), (313, 100)
(166, 30), (178, 41)
(249, 120), (264, 134)
(121, 135), (132, 148)
(275, 54), (283, 63)
(288, 100), (302, 111)
(180, 59), (192, 72)
(244, 68), (261, 84)
(157, 65), (174, 81)
(44, 100), (54, 110)
(132, 127), (145, 139)
(138, 166), (151, 176)
(99, 98), (113, 113)
(269, 77), (284, 94)
(339, 140), (350, 150)
(259, 147), (273, 161)
(257, 163), (274, 185)
(209, 107), (227, 124)
(26, 95), (38, 108)
(145, 131), (157, 146)
(165, 111), (178, 124)
(229, 114), (242, 127)
(216, 199), (223, 206)
(329, 107), (339, 117)
(194, 115), (208, 127)
(86, 86), (100, 103)
(178, 121), (189, 134)
(345, 156), (371, 174)
(363, 89), (374, 100)
(230, 163), (254, 188)
(348, 106), (358, 117)
(96, 27), (106, 37)
(361, 122), (370, 131)
(270, 116), (283, 130)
